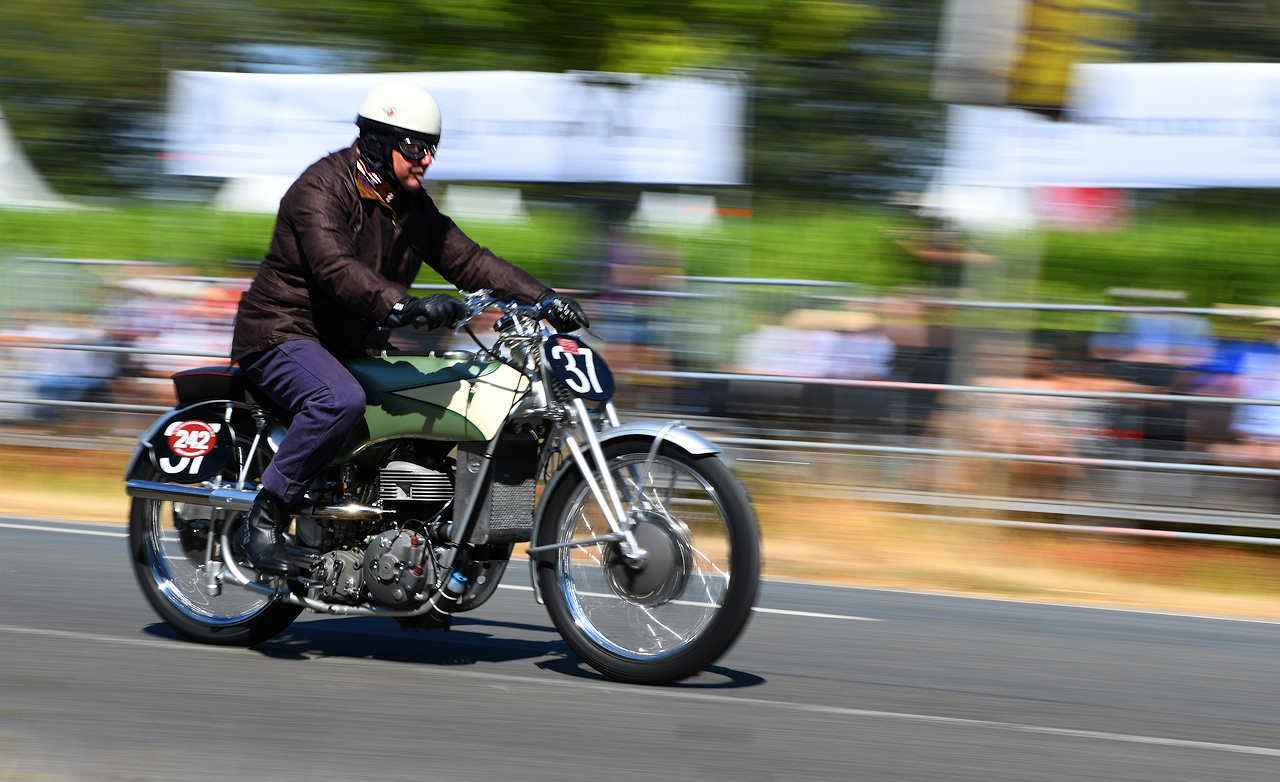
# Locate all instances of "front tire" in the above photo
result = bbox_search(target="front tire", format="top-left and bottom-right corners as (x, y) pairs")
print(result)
(536, 439), (760, 684)
(128, 458), (301, 647)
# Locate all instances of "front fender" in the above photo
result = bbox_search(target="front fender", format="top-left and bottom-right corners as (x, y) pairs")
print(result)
(594, 421), (721, 457)
(529, 421), (720, 560)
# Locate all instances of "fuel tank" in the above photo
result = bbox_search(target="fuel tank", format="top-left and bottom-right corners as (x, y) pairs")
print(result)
(335, 353), (530, 461)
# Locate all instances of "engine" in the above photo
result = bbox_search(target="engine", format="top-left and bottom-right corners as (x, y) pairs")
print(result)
(305, 458), (453, 608)
(362, 528), (434, 606)
(312, 550), (363, 604)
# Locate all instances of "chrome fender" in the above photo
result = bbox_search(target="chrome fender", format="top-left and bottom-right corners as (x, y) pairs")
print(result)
(529, 421), (720, 561)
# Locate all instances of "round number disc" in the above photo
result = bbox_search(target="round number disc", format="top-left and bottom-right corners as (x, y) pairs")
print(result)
(543, 335), (615, 401)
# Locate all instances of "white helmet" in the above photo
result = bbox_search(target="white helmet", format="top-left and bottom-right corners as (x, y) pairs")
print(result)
(355, 82), (441, 143)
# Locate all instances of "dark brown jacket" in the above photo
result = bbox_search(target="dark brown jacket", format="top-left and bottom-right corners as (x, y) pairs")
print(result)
(231, 144), (549, 363)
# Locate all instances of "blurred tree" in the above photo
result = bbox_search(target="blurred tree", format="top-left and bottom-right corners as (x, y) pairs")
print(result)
(7, 0), (1280, 202)
(0, 0), (941, 201)
(0, 1), (267, 197)
(1141, 0), (1280, 62)
(253, 0), (944, 199)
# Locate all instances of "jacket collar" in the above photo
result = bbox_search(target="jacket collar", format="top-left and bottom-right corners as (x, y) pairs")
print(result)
(352, 147), (400, 207)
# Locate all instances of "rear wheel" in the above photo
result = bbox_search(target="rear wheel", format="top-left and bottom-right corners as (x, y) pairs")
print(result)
(128, 438), (301, 646)
(536, 439), (760, 684)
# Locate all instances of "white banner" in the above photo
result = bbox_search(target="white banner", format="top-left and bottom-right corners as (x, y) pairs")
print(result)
(164, 70), (744, 185)
(945, 63), (1280, 188)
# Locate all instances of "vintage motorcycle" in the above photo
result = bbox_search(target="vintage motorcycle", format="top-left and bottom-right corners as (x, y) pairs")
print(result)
(125, 290), (760, 684)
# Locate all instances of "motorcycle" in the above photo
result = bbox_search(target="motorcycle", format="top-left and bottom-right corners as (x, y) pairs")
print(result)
(125, 290), (760, 684)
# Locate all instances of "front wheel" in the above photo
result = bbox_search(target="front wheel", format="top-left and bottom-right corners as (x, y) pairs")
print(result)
(535, 439), (760, 684)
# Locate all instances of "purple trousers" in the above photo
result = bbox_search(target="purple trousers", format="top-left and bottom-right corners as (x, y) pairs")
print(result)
(241, 339), (366, 504)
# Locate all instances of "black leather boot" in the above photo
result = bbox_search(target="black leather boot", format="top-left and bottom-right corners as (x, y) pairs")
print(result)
(240, 490), (297, 577)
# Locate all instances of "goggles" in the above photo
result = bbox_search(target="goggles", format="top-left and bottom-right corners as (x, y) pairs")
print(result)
(396, 138), (437, 161)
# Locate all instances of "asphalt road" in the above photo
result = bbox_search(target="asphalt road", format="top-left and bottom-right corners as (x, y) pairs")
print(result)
(2, 517), (1279, 781)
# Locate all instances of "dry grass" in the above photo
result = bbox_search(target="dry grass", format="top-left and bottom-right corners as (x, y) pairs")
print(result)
(756, 488), (1280, 619)
(6, 445), (1280, 619)
(0, 446), (131, 524)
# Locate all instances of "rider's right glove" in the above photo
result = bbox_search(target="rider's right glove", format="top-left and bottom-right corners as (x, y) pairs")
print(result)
(536, 290), (590, 333)
(384, 294), (467, 330)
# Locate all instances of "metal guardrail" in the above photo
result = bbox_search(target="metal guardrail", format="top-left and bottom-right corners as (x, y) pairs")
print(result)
(4, 278), (1280, 545)
(0, 343), (229, 359)
(627, 369), (1280, 406)
(0, 397), (171, 414)
(5, 343), (1280, 476)
(709, 435), (1280, 477)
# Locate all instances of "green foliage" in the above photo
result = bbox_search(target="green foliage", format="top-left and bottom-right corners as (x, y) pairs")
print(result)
(0, 203), (590, 284)
(679, 205), (920, 287)
(0, 206), (274, 269)
(8, 201), (1279, 311)
(410, 206), (592, 286)
(1142, 0), (1280, 61)
(1041, 214), (1280, 308)
(0, 0), (894, 199)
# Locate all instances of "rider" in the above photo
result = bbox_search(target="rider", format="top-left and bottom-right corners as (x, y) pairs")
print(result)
(230, 82), (588, 577)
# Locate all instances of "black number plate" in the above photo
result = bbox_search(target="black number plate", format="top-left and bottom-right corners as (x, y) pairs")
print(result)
(543, 335), (615, 401)
(147, 411), (232, 484)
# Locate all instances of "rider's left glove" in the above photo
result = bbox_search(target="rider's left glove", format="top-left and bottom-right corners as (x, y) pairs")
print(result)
(384, 294), (467, 330)
(537, 290), (590, 333)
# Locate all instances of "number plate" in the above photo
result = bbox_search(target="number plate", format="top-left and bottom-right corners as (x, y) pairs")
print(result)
(543, 335), (615, 401)
(147, 411), (232, 484)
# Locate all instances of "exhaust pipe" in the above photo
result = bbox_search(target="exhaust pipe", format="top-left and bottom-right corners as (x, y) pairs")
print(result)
(125, 479), (257, 512)
(124, 480), (385, 520)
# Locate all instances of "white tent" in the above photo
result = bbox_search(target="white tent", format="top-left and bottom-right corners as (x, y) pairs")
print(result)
(0, 104), (73, 209)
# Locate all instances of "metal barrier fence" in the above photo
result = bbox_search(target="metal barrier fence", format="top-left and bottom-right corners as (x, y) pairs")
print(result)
(3, 267), (1280, 546)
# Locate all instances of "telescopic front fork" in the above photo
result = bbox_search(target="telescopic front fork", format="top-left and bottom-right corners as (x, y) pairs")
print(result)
(563, 398), (646, 565)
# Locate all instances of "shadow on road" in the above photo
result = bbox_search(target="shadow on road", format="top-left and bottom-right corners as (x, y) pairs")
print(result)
(536, 655), (766, 688)
(142, 618), (765, 688)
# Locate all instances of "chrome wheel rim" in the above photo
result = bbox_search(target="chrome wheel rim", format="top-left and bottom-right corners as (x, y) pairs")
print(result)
(556, 454), (733, 661)
(144, 496), (271, 624)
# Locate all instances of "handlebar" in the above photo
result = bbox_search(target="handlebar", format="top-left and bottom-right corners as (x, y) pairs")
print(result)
(457, 290), (552, 338)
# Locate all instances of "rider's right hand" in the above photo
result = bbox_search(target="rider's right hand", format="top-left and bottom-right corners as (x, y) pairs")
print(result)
(384, 294), (467, 330)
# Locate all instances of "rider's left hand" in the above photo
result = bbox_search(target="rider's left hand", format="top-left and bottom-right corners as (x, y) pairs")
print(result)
(537, 290), (590, 333)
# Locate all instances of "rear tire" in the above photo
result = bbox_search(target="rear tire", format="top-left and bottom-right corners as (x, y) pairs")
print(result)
(536, 439), (760, 684)
(128, 446), (301, 646)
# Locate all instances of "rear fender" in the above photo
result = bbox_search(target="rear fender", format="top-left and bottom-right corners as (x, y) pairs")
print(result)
(123, 400), (285, 481)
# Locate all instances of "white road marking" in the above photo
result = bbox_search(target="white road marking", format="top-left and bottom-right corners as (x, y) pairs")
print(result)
(1, 622), (1276, 758)
(0, 624), (240, 653)
(752, 606), (879, 621)
(495, 583), (880, 621)
(0, 522), (878, 620)
(0, 522), (126, 538)
(8, 519), (1276, 625)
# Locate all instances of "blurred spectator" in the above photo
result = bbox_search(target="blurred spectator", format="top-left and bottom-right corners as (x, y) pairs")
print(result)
(100, 277), (241, 407)
(592, 225), (678, 411)
(735, 308), (894, 380)
(1089, 289), (1216, 452)
(1089, 311), (1215, 367)
(936, 337), (1144, 499)
(727, 307), (896, 428)
(0, 311), (118, 426)
(880, 298), (953, 437)
(1207, 319), (1280, 468)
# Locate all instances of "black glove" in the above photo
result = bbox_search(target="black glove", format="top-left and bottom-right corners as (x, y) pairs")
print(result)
(384, 294), (467, 330)
(537, 290), (590, 333)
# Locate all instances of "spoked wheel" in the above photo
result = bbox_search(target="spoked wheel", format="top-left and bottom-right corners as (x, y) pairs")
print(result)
(536, 439), (760, 684)
(128, 457), (301, 647)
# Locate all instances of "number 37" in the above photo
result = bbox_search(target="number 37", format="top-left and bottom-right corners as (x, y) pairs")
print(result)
(550, 345), (605, 395)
